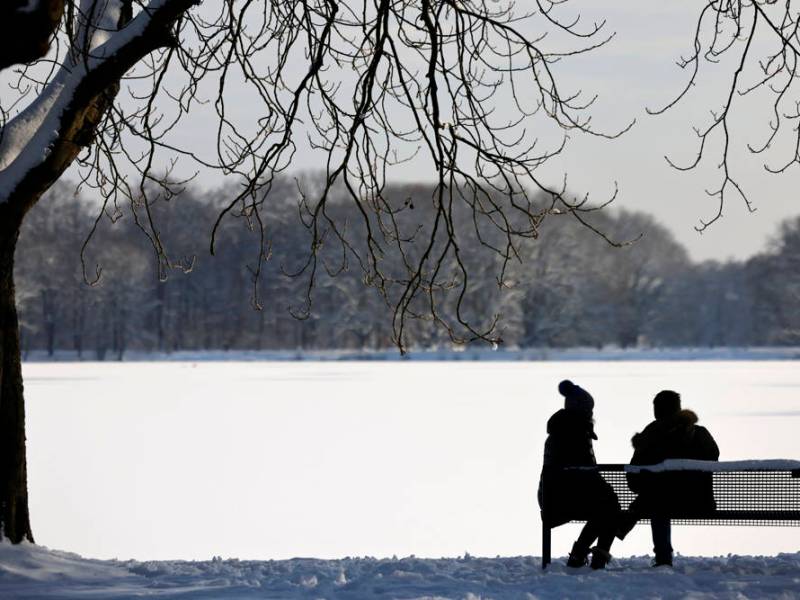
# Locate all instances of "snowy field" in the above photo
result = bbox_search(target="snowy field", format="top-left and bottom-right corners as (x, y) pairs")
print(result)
(20, 360), (800, 564)
(9, 360), (800, 597)
(3, 541), (800, 599)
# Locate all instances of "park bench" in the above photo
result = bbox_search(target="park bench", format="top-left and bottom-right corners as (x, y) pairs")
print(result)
(540, 459), (800, 568)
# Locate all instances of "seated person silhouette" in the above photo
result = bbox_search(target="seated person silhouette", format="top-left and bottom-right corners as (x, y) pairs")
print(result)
(617, 390), (719, 567)
(538, 380), (620, 569)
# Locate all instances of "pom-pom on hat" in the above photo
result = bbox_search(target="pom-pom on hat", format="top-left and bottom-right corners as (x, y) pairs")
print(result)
(559, 380), (594, 414)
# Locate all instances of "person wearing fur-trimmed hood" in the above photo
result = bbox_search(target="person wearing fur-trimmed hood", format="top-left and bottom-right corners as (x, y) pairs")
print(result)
(538, 380), (621, 570)
(617, 390), (720, 567)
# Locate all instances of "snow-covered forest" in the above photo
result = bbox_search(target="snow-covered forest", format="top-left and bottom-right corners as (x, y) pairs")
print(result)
(15, 180), (800, 358)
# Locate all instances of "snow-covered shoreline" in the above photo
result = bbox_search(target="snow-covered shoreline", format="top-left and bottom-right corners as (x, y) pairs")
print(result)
(2, 542), (800, 599)
(20, 346), (800, 363)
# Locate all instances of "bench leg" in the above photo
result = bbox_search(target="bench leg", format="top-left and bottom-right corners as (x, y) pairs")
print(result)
(542, 525), (551, 569)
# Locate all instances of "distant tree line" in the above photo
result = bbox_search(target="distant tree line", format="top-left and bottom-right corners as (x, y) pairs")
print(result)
(14, 180), (800, 359)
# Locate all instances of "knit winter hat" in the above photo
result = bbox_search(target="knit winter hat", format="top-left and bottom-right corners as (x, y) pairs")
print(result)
(653, 390), (681, 420)
(559, 380), (594, 414)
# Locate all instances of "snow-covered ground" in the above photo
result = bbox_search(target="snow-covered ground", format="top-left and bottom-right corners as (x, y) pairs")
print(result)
(3, 541), (800, 599)
(21, 360), (800, 565)
(11, 360), (800, 597)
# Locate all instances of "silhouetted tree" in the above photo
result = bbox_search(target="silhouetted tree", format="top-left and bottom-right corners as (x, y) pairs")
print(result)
(0, 0), (627, 543)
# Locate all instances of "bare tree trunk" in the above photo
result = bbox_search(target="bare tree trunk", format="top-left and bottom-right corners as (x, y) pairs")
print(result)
(156, 282), (166, 353)
(73, 302), (85, 359)
(41, 290), (56, 357)
(0, 0), (191, 545)
(0, 218), (33, 543)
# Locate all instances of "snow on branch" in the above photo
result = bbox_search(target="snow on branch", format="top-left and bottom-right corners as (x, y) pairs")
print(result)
(73, 0), (128, 55)
(0, 0), (188, 206)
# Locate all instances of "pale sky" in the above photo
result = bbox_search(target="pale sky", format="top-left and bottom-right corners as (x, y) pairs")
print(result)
(8, 1), (800, 263)
(532, 2), (800, 262)
(166, 1), (800, 263)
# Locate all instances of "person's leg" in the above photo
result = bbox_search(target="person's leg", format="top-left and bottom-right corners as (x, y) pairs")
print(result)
(650, 518), (673, 566)
(567, 521), (599, 567)
(575, 520), (600, 549)
(595, 527), (615, 553)
(616, 499), (640, 540)
(588, 526), (615, 569)
(571, 475), (623, 569)
(586, 477), (621, 569)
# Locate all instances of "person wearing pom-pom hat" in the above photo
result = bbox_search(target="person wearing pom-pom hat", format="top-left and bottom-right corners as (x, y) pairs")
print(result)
(538, 380), (621, 569)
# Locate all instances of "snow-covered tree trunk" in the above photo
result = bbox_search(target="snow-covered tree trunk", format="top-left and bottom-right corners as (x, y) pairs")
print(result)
(0, 210), (32, 543)
(0, 0), (194, 543)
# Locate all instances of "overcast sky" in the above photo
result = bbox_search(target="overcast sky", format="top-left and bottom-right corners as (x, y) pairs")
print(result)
(161, 1), (799, 263)
(8, 1), (798, 263)
(531, 1), (800, 262)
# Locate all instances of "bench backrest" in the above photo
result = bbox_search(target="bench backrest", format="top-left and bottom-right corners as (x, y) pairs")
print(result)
(555, 463), (800, 524)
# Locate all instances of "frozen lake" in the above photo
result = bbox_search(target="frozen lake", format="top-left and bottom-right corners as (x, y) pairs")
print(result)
(22, 361), (800, 561)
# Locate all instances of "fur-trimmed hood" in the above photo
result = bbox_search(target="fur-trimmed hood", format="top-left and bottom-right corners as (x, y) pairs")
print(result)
(630, 408), (719, 465)
(632, 409), (698, 449)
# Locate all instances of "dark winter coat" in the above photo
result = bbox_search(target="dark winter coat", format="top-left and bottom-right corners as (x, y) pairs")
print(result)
(542, 408), (597, 468)
(538, 409), (620, 527)
(627, 409), (720, 517)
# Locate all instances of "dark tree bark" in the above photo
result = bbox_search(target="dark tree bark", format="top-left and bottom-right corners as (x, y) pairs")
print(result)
(0, 1), (65, 71)
(0, 209), (33, 543)
(0, 0), (192, 543)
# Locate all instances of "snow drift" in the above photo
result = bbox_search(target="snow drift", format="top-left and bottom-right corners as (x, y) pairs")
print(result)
(1, 541), (800, 599)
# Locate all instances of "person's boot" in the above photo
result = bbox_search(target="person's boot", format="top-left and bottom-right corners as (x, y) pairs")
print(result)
(652, 552), (673, 567)
(590, 547), (612, 570)
(566, 542), (590, 568)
